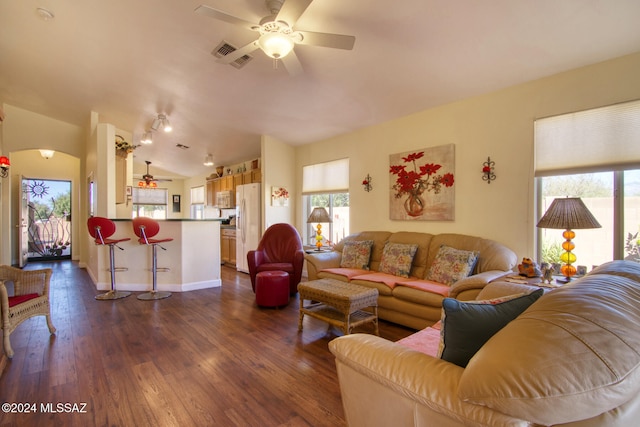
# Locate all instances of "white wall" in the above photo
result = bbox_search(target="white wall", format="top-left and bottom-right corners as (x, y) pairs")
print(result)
(295, 52), (640, 259)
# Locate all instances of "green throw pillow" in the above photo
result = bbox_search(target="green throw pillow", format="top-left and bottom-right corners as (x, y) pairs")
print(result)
(438, 289), (544, 367)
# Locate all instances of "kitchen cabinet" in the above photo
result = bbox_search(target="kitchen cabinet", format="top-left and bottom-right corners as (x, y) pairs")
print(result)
(221, 228), (236, 265)
(115, 156), (126, 204)
(206, 168), (261, 207)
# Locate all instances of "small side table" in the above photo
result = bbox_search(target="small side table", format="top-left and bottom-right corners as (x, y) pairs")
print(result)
(298, 278), (379, 335)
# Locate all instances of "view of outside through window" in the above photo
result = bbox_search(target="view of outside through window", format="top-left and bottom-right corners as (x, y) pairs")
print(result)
(24, 178), (72, 260)
(538, 170), (640, 271)
(307, 193), (349, 247)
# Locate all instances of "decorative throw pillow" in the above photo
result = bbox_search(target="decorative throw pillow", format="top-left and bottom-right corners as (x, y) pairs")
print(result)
(340, 240), (374, 270)
(437, 289), (544, 367)
(426, 245), (479, 286)
(378, 243), (419, 278)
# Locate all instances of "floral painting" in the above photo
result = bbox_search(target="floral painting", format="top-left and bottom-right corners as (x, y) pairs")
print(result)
(271, 186), (289, 206)
(389, 144), (455, 221)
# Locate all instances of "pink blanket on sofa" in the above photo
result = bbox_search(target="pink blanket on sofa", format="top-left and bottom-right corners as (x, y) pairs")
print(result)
(396, 321), (442, 357)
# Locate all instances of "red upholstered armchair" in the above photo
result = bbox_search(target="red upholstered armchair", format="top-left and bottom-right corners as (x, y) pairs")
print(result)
(247, 223), (304, 295)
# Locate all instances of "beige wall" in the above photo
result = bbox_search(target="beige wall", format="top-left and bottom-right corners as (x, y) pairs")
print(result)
(295, 52), (640, 259)
(262, 135), (296, 231)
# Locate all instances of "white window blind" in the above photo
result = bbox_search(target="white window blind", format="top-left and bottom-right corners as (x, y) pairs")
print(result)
(534, 100), (640, 176)
(132, 188), (167, 204)
(191, 186), (204, 204)
(302, 158), (349, 195)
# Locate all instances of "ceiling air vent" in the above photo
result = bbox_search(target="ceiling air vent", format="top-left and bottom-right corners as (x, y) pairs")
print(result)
(212, 41), (253, 69)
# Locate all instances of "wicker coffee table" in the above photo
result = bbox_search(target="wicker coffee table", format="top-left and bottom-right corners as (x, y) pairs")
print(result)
(298, 278), (379, 335)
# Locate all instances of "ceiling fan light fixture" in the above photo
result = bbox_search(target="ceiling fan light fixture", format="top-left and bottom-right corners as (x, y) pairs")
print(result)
(258, 32), (294, 59)
(204, 154), (214, 166)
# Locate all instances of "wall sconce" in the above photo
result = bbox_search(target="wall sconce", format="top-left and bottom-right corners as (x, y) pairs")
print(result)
(362, 174), (372, 192)
(151, 114), (172, 132)
(0, 155), (10, 178)
(39, 149), (55, 160)
(482, 156), (496, 184)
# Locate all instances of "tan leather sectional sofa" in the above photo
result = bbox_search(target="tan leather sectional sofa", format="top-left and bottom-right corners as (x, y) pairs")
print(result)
(329, 260), (640, 426)
(304, 231), (518, 329)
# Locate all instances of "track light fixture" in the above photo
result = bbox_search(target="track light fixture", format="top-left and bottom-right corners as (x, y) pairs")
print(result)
(151, 114), (172, 133)
(141, 131), (153, 145)
(204, 154), (214, 166)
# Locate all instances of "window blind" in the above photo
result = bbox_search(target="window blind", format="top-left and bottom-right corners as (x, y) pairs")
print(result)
(190, 186), (204, 204)
(534, 100), (640, 176)
(302, 158), (349, 195)
(132, 188), (167, 204)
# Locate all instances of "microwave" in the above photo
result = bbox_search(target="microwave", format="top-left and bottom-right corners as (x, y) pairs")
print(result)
(216, 190), (234, 208)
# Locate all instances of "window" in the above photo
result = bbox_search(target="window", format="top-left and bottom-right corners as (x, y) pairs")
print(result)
(535, 100), (640, 268)
(190, 185), (205, 219)
(302, 159), (350, 246)
(132, 188), (168, 219)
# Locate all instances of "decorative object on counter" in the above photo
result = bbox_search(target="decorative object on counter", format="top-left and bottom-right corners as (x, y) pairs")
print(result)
(271, 186), (290, 206)
(307, 207), (332, 251)
(0, 155), (10, 178)
(226, 168), (231, 175)
(541, 263), (555, 284)
(517, 257), (542, 277)
(482, 156), (496, 184)
(150, 113), (172, 132)
(362, 174), (372, 192)
(389, 144), (455, 221)
(203, 154), (214, 166)
(537, 197), (602, 283)
(115, 135), (137, 158)
(252, 159), (259, 170)
(39, 149), (55, 159)
(215, 166), (224, 177)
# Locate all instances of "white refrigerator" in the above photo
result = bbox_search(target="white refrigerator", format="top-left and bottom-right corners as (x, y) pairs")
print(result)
(236, 183), (261, 273)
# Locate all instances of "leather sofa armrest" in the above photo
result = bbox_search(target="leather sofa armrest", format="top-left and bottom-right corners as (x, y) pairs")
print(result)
(328, 334), (509, 425)
(304, 251), (342, 280)
(449, 270), (510, 300)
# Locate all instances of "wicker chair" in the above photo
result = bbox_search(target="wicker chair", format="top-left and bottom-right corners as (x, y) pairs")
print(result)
(0, 265), (56, 358)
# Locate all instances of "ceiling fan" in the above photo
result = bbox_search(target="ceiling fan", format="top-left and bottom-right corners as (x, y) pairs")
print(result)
(195, 0), (355, 75)
(136, 161), (172, 188)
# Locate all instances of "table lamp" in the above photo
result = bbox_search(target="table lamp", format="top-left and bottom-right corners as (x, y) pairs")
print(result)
(536, 197), (601, 283)
(307, 207), (332, 251)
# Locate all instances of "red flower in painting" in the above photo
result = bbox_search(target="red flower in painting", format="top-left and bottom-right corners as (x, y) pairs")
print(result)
(441, 173), (455, 187)
(389, 151), (455, 199)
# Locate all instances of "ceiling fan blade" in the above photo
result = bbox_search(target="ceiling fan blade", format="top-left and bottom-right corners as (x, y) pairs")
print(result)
(194, 5), (257, 31)
(275, 0), (313, 26)
(297, 30), (355, 50)
(215, 40), (260, 64)
(281, 50), (303, 76)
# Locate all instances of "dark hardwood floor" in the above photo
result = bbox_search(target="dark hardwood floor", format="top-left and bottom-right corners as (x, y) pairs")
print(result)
(0, 261), (414, 426)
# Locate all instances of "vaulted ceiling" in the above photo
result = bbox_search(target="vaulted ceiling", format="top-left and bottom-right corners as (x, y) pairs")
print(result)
(1, 0), (639, 177)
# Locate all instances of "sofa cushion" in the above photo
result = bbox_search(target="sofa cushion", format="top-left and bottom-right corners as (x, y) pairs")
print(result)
(319, 268), (371, 281)
(340, 240), (374, 269)
(379, 243), (418, 278)
(438, 289), (543, 367)
(426, 245), (479, 286)
(458, 272), (640, 425)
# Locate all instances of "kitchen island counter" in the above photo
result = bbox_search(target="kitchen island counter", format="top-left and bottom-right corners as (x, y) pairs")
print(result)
(86, 219), (221, 293)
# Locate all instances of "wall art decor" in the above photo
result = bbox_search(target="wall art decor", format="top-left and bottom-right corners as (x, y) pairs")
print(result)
(271, 186), (289, 206)
(389, 144), (455, 221)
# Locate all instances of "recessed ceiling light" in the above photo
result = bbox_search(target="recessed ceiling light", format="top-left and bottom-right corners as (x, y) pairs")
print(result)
(36, 7), (55, 21)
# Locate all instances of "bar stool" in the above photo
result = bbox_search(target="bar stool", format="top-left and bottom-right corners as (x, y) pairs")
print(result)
(87, 217), (132, 300)
(132, 217), (172, 300)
